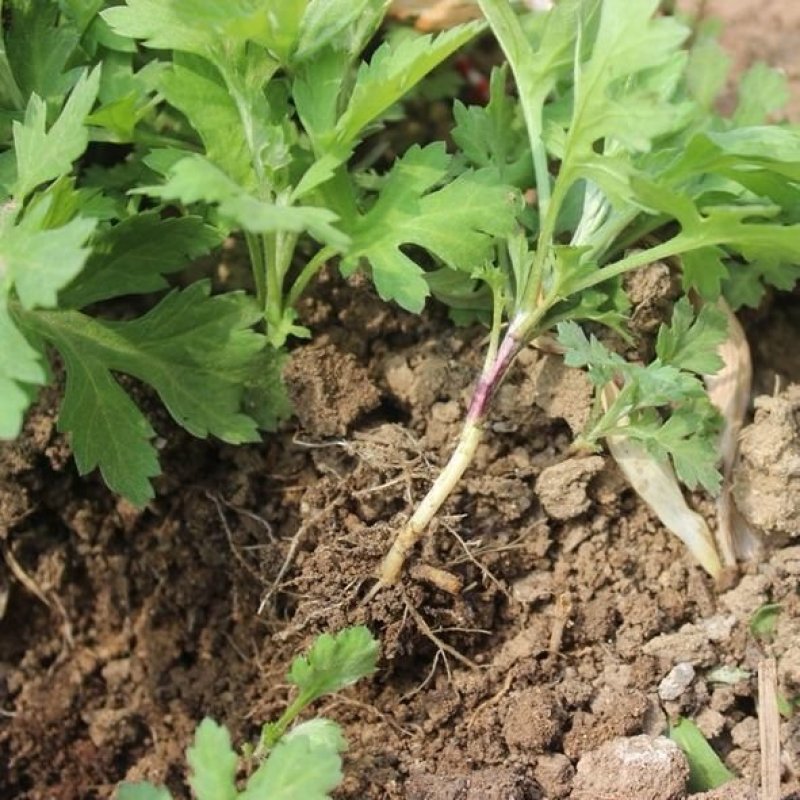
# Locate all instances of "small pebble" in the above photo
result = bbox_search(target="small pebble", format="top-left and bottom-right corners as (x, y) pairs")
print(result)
(658, 662), (696, 701)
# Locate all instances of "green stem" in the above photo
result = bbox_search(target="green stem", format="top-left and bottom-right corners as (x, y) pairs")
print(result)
(246, 232), (266, 310)
(477, 0), (551, 217)
(570, 232), (698, 293)
(263, 232), (283, 330)
(287, 245), (337, 308)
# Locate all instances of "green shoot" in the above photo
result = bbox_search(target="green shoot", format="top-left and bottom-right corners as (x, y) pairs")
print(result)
(373, 0), (800, 588)
(668, 717), (736, 792)
(116, 626), (379, 800)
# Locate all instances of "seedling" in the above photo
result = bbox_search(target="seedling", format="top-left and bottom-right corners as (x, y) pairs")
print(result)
(117, 625), (379, 800)
(373, 0), (800, 588)
(669, 716), (736, 792)
(2, 1), (518, 503)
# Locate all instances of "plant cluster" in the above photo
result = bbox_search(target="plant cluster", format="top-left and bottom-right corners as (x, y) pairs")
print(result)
(2, 0), (800, 620)
(1, 0), (516, 504)
(118, 626), (379, 800)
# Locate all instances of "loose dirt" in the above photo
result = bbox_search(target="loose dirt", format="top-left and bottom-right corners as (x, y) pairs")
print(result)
(2, 4), (800, 799)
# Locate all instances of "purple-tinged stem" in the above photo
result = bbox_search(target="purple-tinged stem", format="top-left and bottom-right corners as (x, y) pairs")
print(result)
(375, 327), (525, 588)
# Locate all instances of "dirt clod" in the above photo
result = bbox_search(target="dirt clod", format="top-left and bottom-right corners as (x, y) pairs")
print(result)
(284, 342), (381, 436)
(535, 456), (605, 520)
(733, 385), (800, 542)
(570, 735), (689, 800)
(502, 687), (565, 754)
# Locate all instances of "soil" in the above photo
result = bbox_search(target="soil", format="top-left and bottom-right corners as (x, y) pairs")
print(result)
(2, 4), (800, 800)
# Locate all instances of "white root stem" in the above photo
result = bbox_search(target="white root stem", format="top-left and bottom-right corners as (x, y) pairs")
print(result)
(377, 422), (484, 587)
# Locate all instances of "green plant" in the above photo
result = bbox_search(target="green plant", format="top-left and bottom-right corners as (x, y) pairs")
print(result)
(1, 0), (520, 503)
(669, 716), (736, 792)
(117, 625), (379, 800)
(372, 0), (800, 588)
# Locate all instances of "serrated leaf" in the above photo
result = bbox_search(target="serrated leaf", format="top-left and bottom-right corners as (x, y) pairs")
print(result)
(655, 298), (727, 374)
(734, 62), (790, 126)
(186, 719), (238, 800)
(562, 0), (690, 173)
(288, 626), (379, 705)
(723, 259), (800, 310)
(60, 213), (222, 309)
(0, 302), (47, 438)
(25, 281), (265, 504)
(144, 155), (348, 249)
(644, 410), (723, 494)
(102, 0), (280, 56)
(294, 0), (386, 62)
(335, 22), (482, 150)
(156, 56), (255, 189)
(452, 65), (529, 184)
(242, 719), (345, 800)
(0, 208), (97, 310)
(56, 338), (160, 505)
(12, 67), (100, 200)
(4, 0), (81, 105)
(342, 143), (519, 312)
(117, 783), (173, 800)
(680, 247), (729, 300)
(558, 320), (626, 384)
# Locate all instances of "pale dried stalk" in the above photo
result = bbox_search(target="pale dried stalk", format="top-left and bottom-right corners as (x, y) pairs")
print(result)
(704, 299), (761, 564)
(758, 657), (781, 800)
(602, 384), (722, 577)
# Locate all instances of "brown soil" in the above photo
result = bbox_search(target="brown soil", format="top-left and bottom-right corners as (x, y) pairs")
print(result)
(2, 5), (800, 800)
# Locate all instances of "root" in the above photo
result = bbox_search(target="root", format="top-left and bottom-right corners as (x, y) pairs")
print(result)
(403, 595), (479, 671)
(373, 421), (484, 592)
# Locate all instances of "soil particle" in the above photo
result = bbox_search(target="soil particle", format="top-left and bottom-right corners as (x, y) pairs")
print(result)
(643, 614), (738, 667)
(730, 715), (760, 751)
(502, 687), (566, 754)
(530, 354), (594, 436)
(733, 385), (800, 542)
(533, 753), (574, 799)
(569, 735), (689, 800)
(562, 691), (651, 761)
(624, 261), (680, 344)
(696, 707), (727, 739)
(658, 663), (696, 701)
(535, 456), (606, 521)
(692, 780), (758, 800)
(284, 341), (381, 436)
(405, 766), (542, 800)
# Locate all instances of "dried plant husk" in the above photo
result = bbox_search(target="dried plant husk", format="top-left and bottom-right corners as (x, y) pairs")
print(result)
(602, 383), (722, 578)
(703, 299), (762, 564)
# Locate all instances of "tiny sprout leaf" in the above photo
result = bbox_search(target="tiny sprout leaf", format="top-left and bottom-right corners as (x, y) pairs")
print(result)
(288, 625), (379, 704)
(655, 298), (727, 375)
(117, 783), (173, 800)
(669, 717), (736, 792)
(242, 719), (346, 800)
(187, 718), (238, 800)
(749, 603), (782, 640)
(707, 665), (752, 685)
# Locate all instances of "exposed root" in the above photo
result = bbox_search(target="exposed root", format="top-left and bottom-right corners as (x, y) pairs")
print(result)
(259, 496), (346, 614)
(403, 595), (479, 671)
(3, 542), (73, 648)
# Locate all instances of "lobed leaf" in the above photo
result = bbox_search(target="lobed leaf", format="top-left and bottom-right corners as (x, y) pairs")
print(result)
(12, 67), (100, 199)
(242, 719), (346, 800)
(25, 282), (269, 504)
(187, 718), (238, 800)
(342, 144), (520, 312)
(287, 625), (379, 704)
